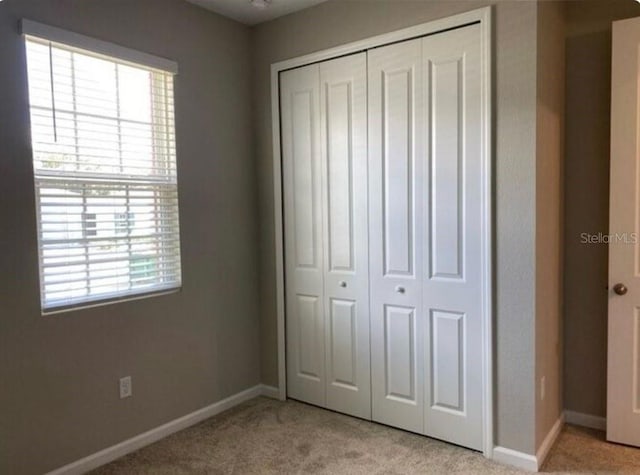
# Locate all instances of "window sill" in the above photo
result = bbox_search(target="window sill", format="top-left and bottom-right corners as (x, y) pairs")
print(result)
(42, 286), (182, 316)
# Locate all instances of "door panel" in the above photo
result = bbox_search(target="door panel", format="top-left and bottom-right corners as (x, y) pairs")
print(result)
(328, 298), (357, 387)
(383, 68), (415, 277)
(429, 58), (463, 279)
(326, 82), (354, 272)
(430, 310), (464, 411)
(608, 16), (640, 447)
(321, 53), (371, 419)
(282, 65), (325, 407)
(384, 305), (417, 401)
(296, 295), (323, 380)
(292, 90), (319, 268)
(369, 38), (425, 434)
(423, 24), (483, 451)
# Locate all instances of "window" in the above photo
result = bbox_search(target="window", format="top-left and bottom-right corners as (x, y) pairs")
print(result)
(23, 21), (182, 312)
(82, 212), (97, 238)
(114, 212), (134, 235)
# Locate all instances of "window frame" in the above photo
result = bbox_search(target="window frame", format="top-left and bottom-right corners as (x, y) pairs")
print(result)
(22, 20), (183, 314)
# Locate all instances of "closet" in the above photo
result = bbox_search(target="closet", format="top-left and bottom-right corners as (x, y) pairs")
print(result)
(281, 22), (485, 451)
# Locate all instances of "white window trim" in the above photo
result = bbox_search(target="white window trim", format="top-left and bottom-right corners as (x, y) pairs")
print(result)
(23, 21), (182, 314)
(21, 19), (178, 74)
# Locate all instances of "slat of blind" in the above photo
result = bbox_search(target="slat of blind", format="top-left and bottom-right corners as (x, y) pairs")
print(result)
(43, 255), (181, 270)
(43, 258), (182, 269)
(41, 239), (181, 249)
(56, 262), (181, 271)
(40, 233), (179, 241)
(40, 224), (179, 231)
(41, 246), (180, 256)
(25, 68), (174, 91)
(44, 265), (182, 281)
(32, 156), (178, 172)
(32, 149), (176, 161)
(43, 271), (182, 283)
(29, 104), (175, 124)
(46, 265), (181, 285)
(44, 275), (182, 287)
(40, 213), (179, 221)
(32, 140), (174, 157)
(55, 261), (181, 272)
(30, 126), (176, 145)
(28, 94), (175, 115)
(43, 268), (182, 289)
(44, 268), (182, 286)
(44, 270), (182, 289)
(31, 128), (175, 145)
(27, 88), (175, 112)
(44, 267), (182, 278)
(43, 269), (182, 281)
(40, 234), (180, 243)
(42, 245), (180, 255)
(38, 185), (178, 193)
(29, 116), (175, 140)
(36, 175), (176, 186)
(41, 205), (178, 212)
(37, 187), (179, 196)
(44, 267), (182, 286)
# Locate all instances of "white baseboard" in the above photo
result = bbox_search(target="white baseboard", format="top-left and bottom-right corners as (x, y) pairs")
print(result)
(492, 446), (538, 472)
(259, 384), (280, 399)
(493, 414), (564, 472)
(564, 410), (606, 431)
(46, 384), (266, 475)
(536, 414), (564, 469)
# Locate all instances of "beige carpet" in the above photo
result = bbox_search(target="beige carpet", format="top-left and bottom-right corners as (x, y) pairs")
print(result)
(91, 397), (640, 474)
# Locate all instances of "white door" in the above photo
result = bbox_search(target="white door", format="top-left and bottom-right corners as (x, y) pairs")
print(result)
(422, 24), (484, 451)
(368, 23), (484, 450)
(282, 53), (371, 418)
(368, 37), (426, 434)
(282, 64), (325, 408)
(320, 54), (371, 419)
(608, 16), (640, 447)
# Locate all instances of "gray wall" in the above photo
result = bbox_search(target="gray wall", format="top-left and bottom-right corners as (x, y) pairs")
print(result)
(563, 0), (640, 419)
(535, 0), (565, 450)
(252, 0), (540, 455)
(0, 1), (260, 474)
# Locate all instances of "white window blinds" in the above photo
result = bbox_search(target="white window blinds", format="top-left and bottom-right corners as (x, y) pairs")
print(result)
(24, 32), (182, 312)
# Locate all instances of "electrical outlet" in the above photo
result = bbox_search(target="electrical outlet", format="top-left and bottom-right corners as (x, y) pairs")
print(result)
(119, 376), (132, 399)
(540, 376), (546, 401)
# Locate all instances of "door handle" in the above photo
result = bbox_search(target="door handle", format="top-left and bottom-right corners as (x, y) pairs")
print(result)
(613, 283), (628, 296)
(339, 281), (347, 288)
(395, 285), (406, 294)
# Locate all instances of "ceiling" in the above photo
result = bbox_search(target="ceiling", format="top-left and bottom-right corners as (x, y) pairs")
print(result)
(186, 0), (330, 26)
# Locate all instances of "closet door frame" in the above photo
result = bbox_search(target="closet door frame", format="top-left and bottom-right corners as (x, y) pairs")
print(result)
(270, 6), (493, 458)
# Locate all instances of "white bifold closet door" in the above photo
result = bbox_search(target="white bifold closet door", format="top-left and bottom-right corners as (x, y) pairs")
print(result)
(281, 53), (371, 420)
(281, 22), (484, 451)
(368, 24), (484, 450)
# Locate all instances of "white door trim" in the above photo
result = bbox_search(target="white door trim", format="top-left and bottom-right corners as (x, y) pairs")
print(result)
(270, 5), (493, 457)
